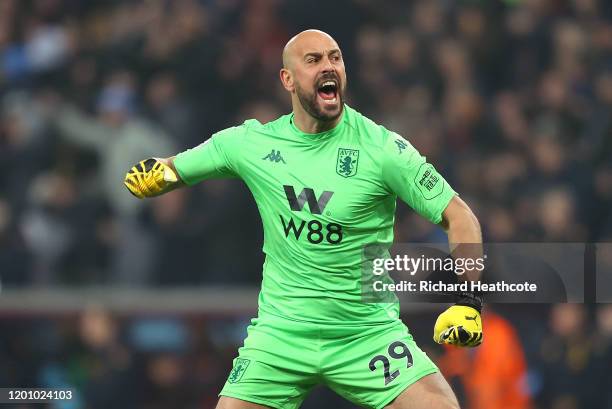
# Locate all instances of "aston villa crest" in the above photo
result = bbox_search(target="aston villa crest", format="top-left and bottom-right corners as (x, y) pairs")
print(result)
(336, 148), (359, 178)
(228, 358), (250, 384)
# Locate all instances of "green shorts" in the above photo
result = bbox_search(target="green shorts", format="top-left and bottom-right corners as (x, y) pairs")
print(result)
(220, 315), (438, 409)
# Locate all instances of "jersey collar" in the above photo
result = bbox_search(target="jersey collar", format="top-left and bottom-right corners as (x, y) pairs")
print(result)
(288, 105), (347, 141)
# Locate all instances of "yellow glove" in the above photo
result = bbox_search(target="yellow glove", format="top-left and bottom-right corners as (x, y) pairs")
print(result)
(434, 305), (483, 347)
(124, 158), (178, 199)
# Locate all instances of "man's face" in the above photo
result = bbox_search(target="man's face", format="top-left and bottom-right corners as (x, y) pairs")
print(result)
(286, 34), (347, 122)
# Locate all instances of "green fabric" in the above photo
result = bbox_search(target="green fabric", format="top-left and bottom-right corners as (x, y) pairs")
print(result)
(174, 105), (456, 324)
(219, 317), (439, 408)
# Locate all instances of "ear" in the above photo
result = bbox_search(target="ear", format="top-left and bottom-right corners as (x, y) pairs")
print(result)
(280, 68), (295, 92)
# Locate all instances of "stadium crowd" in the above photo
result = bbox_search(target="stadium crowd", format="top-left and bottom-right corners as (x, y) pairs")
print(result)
(1, 0), (612, 408)
(1, 304), (612, 409)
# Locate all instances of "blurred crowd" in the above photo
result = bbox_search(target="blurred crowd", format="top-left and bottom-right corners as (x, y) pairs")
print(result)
(1, 0), (612, 286)
(1, 1), (612, 407)
(1, 304), (611, 409)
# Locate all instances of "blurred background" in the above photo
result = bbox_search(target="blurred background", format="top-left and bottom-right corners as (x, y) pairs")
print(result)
(0, 0), (612, 408)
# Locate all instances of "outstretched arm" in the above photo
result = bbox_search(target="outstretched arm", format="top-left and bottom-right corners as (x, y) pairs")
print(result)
(124, 156), (184, 199)
(124, 122), (247, 198)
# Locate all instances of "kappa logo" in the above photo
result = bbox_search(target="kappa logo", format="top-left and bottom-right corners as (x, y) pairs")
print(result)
(228, 358), (250, 384)
(262, 149), (286, 163)
(395, 139), (408, 154)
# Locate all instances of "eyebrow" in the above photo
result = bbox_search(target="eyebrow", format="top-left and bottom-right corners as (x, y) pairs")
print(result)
(303, 49), (342, 59)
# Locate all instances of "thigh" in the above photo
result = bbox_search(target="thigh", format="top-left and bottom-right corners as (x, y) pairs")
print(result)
(216, 396), (272, 409)
(219, 318), (318, 409)
(385, 372), (459, 409)
(322, 320), (439, 409)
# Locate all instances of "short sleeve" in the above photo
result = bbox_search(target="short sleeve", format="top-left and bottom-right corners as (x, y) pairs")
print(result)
(381, 131), (456, 224)
(173, 124), (246, 185)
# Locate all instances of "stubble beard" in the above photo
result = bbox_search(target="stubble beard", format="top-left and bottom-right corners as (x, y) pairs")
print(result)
(295, 81), (344, 123)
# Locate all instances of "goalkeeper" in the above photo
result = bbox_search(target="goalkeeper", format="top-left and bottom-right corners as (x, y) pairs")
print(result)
(125, 30), (483, 409)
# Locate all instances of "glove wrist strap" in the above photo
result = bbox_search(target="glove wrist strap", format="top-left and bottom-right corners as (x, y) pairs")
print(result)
(455, 291), (483, 314)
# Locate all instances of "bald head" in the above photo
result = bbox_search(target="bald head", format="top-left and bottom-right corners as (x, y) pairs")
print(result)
(282, 29), (339, 69)
(279, 29), (346, 126)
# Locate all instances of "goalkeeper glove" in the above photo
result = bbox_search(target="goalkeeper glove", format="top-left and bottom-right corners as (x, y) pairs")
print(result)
(433, 291), (483, 347)
(124, 158), (178, 199)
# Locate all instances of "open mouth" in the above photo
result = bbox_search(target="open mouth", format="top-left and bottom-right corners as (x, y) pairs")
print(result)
(317, 80), (338, 104)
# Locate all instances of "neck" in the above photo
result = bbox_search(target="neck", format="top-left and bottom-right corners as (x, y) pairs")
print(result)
(292, 103), (342, 134)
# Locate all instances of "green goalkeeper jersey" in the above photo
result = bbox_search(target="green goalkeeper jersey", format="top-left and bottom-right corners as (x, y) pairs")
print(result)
(174, 105), (456, 324)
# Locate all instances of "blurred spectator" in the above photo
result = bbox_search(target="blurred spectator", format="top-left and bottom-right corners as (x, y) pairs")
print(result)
(139, 352), (197, 409)
(34, 307), (137, 408)
(0, 198), (29, 286)
(593, 304), (612, 408)
(144, 72), (201, 149)
(437, 310), (532, 409)
(75, 307), (137, 408)
(52, 71), (175, 284)
(21, 171), (78, 283)
(534, 304), (603, 409)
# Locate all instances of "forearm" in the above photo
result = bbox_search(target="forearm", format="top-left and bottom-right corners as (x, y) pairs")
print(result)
(433, 196), (485, 347)
(448, 227), (483, 283)
(55, 105), (108, 151)
(440, 196), (483, 282)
